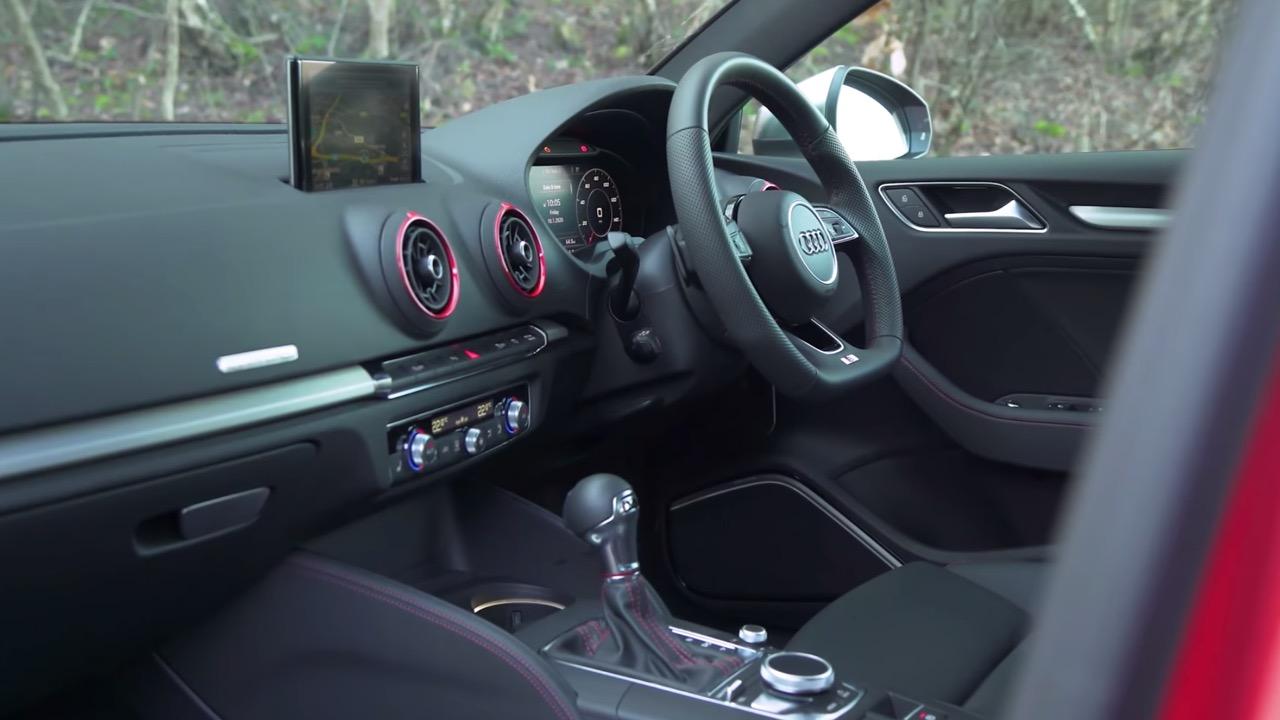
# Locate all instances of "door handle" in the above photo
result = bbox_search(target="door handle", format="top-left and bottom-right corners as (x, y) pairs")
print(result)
(944, 200), (1044, 230)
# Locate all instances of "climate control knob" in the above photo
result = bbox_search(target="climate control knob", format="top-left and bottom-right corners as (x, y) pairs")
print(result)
(404, 428), (436, 472)
(504, 399), (529, 435)
(464, 427), (486, 456)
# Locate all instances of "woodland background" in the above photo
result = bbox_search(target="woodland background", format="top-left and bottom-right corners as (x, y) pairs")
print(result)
(1, 0), (1238, 155)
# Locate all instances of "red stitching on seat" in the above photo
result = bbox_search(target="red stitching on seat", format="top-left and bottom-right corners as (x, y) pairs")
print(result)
(290, 561), (576, 720)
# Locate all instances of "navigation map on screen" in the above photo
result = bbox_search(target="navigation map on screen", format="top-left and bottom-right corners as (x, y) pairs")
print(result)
(290, 59), (420, 191)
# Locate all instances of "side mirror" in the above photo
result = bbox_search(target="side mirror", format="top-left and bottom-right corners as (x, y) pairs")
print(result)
(753, 66), (932, 161)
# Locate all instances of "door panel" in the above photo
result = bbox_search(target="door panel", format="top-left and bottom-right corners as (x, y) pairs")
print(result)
(715, 149), (1179, 471)
(907, 257), (1139, 403)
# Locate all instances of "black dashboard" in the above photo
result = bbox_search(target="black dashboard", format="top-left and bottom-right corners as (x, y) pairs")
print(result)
(0, 74), (751, 709)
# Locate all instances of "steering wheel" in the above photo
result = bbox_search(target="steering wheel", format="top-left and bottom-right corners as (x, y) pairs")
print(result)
(667, 52), (904, 398)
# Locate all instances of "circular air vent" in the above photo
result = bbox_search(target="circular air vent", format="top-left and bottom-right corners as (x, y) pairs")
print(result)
(396, 213), (458, 318)
(494, 203), (545, 297)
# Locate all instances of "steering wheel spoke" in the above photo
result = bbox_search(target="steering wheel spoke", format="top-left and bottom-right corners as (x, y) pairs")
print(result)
(724, 218), (754, 263)
(784, 319), (902, 385)
(812, 205), (861, 246)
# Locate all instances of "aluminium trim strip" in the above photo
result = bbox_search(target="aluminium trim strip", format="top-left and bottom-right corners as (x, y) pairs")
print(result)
(1068, 205), (1170, 230)
(670, 477), (902, 568)
(0, 366), (377, 482)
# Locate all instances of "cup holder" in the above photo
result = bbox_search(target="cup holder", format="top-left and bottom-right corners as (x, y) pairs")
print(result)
(469, 582), (572, 633)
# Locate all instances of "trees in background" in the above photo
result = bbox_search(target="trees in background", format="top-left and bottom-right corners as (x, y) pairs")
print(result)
(7, 0), (69, 119)
(0, 0), (1237, 156)
(787, 0), (1236, 154)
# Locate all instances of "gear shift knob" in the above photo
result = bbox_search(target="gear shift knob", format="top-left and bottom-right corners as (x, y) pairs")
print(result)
(563, 473), (639, 575)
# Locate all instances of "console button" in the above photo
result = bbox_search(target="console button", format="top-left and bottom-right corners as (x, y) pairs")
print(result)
(750, 693), (801, 714)
(738, 624), (768, 645)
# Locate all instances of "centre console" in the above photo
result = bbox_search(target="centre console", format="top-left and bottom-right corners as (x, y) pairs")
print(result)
(515, 473), (975, 720)
(546, 623), (866, 719)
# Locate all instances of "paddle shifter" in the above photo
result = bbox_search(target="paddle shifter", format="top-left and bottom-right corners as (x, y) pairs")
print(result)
(557, 474), (748, 691)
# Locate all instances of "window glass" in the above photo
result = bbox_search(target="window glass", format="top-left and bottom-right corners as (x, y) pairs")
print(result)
(0, 0), (729, 123)
(740, 0), (1239, 156)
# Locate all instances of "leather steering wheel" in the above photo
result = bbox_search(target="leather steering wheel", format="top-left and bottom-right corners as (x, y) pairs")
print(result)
(667, 52), (904, 398)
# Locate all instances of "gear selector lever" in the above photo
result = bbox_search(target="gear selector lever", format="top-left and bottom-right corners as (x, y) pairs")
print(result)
(556, 474), (749, 692)
(563, 472), (640, 577)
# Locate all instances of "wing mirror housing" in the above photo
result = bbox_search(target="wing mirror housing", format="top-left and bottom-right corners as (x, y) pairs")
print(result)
(753, 65), (932, 161)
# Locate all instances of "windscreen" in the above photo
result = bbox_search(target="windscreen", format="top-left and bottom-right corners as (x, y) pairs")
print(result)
(0, 1), (729, 124)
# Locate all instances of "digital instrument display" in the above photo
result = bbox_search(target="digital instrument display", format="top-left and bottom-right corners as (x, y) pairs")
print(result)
(287, 57), (421, 192)
(528, 163), (624, 253)
(428, 399), (495, 436)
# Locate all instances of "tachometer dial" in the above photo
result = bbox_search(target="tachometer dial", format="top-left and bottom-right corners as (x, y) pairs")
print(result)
(575, 168), (623, 244)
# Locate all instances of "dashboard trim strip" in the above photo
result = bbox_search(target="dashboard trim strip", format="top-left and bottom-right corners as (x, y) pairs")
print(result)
(216, 344), (300, 374)
(0, 366), (376, 482)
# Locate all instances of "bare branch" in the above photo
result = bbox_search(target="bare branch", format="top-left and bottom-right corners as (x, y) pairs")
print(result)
(98, 1), (165, 22)
(327, 0), (350, 57)
(49, 0), (96, 63)
(162, 0), (180, 121)
(1065, 0), (1102, 53)
(7, 0), (68, 119)
(366, 0), (395, 58)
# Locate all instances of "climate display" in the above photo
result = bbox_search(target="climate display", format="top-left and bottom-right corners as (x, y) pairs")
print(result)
(429, 399), (495, 435)
(528, 164), (624, 253)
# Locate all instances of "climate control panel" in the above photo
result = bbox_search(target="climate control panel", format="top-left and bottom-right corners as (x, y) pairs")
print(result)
(387, 386), (531, 482)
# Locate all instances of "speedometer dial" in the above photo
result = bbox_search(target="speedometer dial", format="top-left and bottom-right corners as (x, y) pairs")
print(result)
(575, 168), (623, 244)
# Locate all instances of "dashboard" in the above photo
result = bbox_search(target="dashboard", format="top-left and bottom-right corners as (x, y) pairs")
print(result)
(0, 74), (746, 710)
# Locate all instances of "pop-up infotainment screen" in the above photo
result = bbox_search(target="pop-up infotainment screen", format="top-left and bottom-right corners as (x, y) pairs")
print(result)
(287, 57), (421, 192)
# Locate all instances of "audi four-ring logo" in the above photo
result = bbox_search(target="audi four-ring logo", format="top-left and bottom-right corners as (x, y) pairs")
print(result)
(797, 228), (831, 255)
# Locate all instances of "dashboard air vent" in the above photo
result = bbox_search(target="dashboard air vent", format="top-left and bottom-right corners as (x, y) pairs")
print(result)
(494, 203), (545, 297)
(397, 213), (458, 318)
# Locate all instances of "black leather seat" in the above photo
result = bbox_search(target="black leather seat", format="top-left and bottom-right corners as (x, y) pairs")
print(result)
(134, 553), (581, 720)
(787, 561), (1044, 718)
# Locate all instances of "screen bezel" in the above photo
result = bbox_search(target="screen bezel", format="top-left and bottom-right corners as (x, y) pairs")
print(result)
(286, 56), (422, 192)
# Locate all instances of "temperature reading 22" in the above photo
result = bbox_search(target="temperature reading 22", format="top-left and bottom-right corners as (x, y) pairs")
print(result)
(575, 168), (623, 244)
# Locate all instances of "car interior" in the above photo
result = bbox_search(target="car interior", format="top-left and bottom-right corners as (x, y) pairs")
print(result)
(0, 1), (1241, 719)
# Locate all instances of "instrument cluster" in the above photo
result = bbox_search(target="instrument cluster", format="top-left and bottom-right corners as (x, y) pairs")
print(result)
(527, 139), (641, 255)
